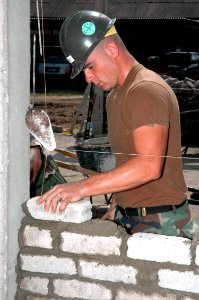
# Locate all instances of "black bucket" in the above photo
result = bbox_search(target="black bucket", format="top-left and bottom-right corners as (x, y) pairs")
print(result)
(75, 137), (115, 172)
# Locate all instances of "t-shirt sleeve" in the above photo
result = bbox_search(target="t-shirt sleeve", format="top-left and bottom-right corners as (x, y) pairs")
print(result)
(123, 81), (170, 130)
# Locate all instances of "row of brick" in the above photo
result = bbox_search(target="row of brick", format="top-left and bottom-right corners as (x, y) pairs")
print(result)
(20, 253), (199, 295)
(22, 225), (198, 265)
(19, 275), (199, 299)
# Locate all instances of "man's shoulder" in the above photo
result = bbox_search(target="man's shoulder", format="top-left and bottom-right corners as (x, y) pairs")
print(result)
(130, 66), (173, 95)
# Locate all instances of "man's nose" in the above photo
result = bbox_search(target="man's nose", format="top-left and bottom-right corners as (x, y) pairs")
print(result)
(84, 69), (94, 83)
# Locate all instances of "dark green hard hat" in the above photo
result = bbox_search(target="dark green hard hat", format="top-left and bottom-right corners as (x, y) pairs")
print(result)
(59, 10), (116, 79)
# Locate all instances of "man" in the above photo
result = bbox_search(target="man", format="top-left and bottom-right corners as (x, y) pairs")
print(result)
(38, 10), (198, 238)
(30, 138), (66, 197)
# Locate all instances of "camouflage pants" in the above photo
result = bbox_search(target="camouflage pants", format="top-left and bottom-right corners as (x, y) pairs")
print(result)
(114, 200), (199, 239)
(31, 154), (67, 197)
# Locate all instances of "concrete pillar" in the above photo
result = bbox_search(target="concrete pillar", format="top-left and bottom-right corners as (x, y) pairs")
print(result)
(0, 0), (30, 298)
(0, 2), (9, 298)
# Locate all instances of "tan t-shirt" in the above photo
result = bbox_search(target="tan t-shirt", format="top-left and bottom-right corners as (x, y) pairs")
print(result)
(106, 64), (187, 208)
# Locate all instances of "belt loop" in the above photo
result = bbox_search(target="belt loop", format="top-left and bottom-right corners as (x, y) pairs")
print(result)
(141, 207), (147, 217)
(172, 205), (177, 214)
(124, 207), (127, 217)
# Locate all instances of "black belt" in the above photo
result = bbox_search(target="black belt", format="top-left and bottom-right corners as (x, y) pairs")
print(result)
(117, 200), (187, 217)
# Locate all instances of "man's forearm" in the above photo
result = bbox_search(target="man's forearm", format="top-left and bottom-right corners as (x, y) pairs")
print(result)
(80, 155), (162, 198)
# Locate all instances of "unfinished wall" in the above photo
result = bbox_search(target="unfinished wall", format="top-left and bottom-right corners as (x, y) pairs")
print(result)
(16, 199), (199, 300)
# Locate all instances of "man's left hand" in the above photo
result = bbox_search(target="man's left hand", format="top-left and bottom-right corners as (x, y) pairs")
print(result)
(37, 183), (83, 213)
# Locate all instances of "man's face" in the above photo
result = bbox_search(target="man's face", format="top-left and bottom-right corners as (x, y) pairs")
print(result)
(83, 41), (118, 91)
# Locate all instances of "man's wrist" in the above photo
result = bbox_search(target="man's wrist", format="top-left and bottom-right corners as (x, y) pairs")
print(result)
(79, 180), (87, 199)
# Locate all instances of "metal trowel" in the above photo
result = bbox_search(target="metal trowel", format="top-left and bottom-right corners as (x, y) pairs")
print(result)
(26, 33), (56, 152)
(25, 105), (56, 151)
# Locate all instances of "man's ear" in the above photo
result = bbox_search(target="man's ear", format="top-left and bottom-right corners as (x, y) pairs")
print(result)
(105, 40), (119, 58)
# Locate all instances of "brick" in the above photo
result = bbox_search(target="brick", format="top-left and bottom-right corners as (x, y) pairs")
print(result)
(79, 259), (137, 284)
(182, 298), (197, 300)
(22, 225), (52, 249)
(53, 279), (112, 300)
(158, 269), (199, 294)
(127, 233), (191, 265)
(195, 245), (199, 266)
(116, 289), (176, 300)
(27, 297), (59, 300)
(20, 276), (48, 295)
(20, 254), (77, 275)
(27, 197), (92, 223)
(61, 232), (121, 256)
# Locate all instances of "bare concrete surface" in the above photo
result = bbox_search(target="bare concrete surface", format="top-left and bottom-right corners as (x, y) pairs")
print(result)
(52, 132), (199, 222)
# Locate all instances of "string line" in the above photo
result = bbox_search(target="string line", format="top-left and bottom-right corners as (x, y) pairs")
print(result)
(69, 148), (199, 160)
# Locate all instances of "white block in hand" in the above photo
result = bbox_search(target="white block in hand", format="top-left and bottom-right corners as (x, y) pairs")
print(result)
(26, 196), (92, 223)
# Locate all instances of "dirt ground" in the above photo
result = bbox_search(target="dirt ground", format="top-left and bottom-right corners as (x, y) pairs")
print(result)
(33, 94), (83, 130)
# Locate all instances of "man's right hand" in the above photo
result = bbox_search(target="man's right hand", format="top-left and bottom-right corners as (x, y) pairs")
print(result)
(101, 197), (115, 221)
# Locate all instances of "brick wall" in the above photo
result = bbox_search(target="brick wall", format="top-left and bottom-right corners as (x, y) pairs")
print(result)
(16, 199), (199, 300)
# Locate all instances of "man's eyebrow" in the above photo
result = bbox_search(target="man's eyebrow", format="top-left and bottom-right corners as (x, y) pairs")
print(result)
(83, 62), (92, 70)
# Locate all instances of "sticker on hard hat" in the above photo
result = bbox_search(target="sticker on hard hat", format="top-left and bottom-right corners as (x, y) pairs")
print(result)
(67, 55), (75, 63)
(82, 22), (96, 35)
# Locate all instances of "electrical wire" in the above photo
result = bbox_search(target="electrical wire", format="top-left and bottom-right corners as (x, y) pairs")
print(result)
(40, 0), (47, 111)
(36, 0), (49, 194)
